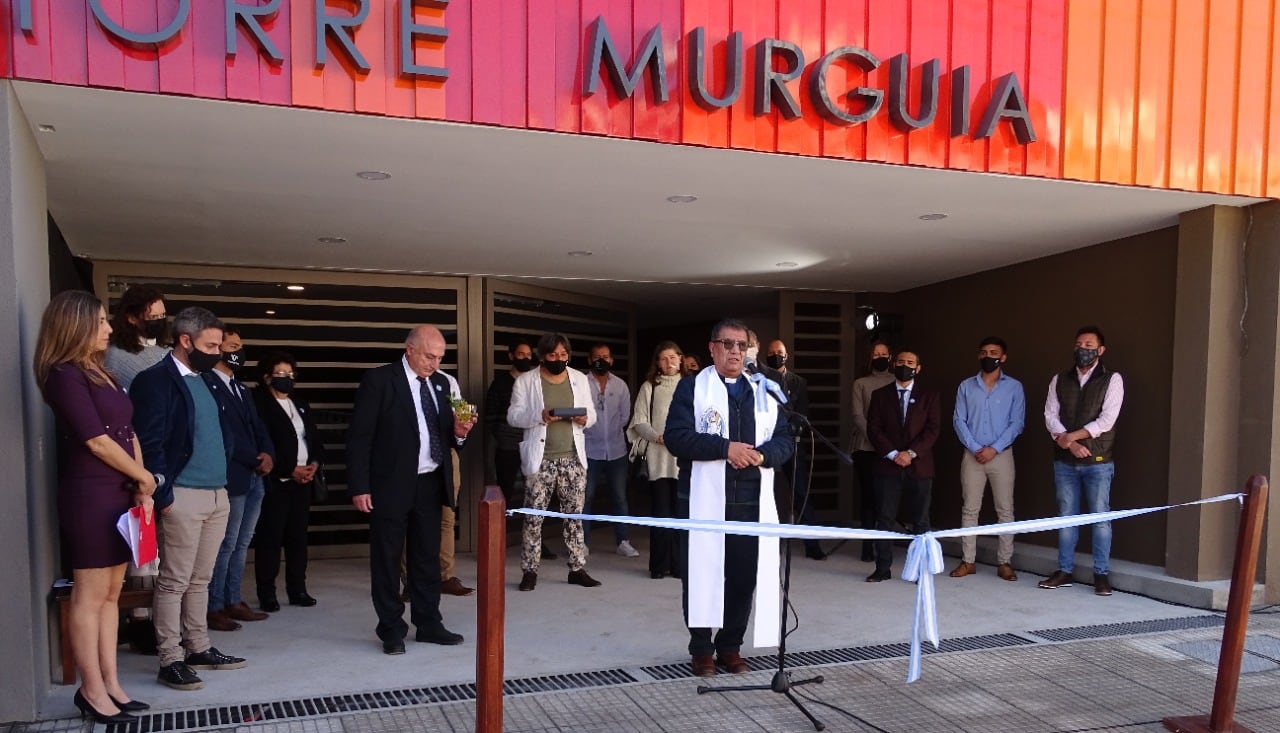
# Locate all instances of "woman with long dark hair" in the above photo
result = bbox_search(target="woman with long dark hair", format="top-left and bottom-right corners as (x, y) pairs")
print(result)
(34, 291), (154, 724)
(104, 285), (169, 391)
(627, 341), (684, 579)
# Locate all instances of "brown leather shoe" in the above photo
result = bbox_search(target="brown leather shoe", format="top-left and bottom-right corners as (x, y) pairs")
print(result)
(949, 562), (976, 578)
(996, 563), (1018, 582)
(1038, 570), (1074, 589)
(717, 652), (750, 674)
(441, 577), (475, 597)
(206, 610), (241, 632)
(691, 655), (717, 677)
(518, 571), (537, 592)
(224, 602), (268, 622)
(1094, 573), (1113, 596)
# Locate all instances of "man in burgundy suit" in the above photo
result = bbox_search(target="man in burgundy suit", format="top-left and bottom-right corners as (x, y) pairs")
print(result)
(865, 349), (941, 582)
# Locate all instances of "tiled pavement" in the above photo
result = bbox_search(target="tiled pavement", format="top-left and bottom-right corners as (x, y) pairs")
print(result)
(10, 611), (1280, 733)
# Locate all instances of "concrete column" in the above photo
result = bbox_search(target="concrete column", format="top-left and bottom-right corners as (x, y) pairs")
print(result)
(1166, 206), (1247, 581)
(0, 80), (52, 722)
(1236, 202), (1280, 603)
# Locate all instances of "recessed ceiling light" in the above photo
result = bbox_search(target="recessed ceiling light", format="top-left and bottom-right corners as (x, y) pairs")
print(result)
(776, 261), (798, 268)
(265, 309), (277, 315)
(286, 285), (305, 291)
(356, 171), (391, 180)
(666, 195), (698, 204)
(317, 236), (347, 244)
(567, 250), (593, 257)
(919, 213), (948, 221)
(37, 124), (55, 133)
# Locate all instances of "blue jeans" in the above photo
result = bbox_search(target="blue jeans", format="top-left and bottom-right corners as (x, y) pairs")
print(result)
(1054, 461), (1115, 575)
(584, 457), (630, 544)
(209, 475), (265, 610)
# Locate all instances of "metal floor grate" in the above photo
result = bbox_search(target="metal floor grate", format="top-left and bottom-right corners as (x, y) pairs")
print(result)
(638, 632), (1033, 681)
(103, 670), (637, 732)
(1029, 614), (1225, 642)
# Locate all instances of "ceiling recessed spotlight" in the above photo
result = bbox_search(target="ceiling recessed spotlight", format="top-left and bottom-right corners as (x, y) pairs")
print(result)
(775, 261), (798, 268)
(36, 124), (55, 133)
(919, 213), (948, 221)
(666, 195), (698, 204)
(567, 250), (593, 257)
(317, 236), (347, 244)
(265, 310), (276, 315)
(286, 285), (305, 291)
(356, 171), (391, 180)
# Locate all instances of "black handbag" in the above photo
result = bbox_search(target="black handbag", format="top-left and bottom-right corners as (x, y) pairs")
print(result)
(310, 469), (328, 503)
(629, 384), (656, 482)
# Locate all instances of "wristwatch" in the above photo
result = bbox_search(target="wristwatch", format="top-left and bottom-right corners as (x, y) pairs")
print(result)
(906, 450), (917, 459)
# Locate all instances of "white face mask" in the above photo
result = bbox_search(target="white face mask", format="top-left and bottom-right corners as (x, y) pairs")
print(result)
(745, 346), (759, 361)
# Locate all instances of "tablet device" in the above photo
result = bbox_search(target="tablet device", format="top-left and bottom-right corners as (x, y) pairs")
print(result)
(549, 407), (587, 418)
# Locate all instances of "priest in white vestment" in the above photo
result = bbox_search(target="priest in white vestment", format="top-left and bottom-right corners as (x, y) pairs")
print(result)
(665, 319), (794, 678)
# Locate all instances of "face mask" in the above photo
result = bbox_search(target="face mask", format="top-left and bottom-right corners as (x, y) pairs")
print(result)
(765, 354), (787, 370)
(187, 348), (222, 373)
(270, 376), (294, 395)
(979, 356), (1002, 374)
(513, 357), (537, 373)
(542, 359), (568, 376)
(1074, 347), (1100, 368)
(142, 319), (166, 340)
(893, 364), (917, 382)
(871, 356), (891, 372)
(745, 346), (759, 361)
(222, 349), (246, 372)
(590, 358), (610, 375)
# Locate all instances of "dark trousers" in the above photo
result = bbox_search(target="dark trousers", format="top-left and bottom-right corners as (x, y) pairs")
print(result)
(853, 451), (879, 530)
(782, 450), (819, 555)
(370, 471), (444, 643)
(494, 448), (522, 506)
(676, 497), (760, 657)
(255, 478), (311, 602)
(648, 477), (678, 577)
(872, 472), (932, 572)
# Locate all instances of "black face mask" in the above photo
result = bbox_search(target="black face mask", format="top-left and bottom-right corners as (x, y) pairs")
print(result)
(871, 356), (891, 372)
(979, 356), (1002, 374)
(542, 359), (568, 376)
(513, 357), (537, 373)
(893, 364), (917, 382)
(1074, 347), (1100, 368)
(765, 354), (787, 369)
(590, 358), (611, 375)
(142, 319), (166, 340)
(270, 376), (294, 395)
(187, 348), (222, 374)
(222, 349), (246, 373)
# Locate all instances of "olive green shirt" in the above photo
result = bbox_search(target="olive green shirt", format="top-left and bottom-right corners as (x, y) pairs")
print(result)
(541, 376), (576, 459)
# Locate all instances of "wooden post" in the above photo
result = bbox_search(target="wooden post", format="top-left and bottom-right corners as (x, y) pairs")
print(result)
(476, 485), (506, 733)
(1163, 474), (1269, 733)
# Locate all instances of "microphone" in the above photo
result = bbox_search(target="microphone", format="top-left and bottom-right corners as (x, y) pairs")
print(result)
(743, 355), (761, 375)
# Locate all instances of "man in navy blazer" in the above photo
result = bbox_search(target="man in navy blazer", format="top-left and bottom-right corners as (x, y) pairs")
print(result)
(347, 325), (478, 655)
(865, 348), (941, 583)
(130, 306), (247, 692)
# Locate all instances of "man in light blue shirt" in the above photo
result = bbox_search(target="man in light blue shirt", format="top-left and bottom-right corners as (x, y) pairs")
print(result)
(583, 343), (639, 557)
(950, 337), (1025, 581)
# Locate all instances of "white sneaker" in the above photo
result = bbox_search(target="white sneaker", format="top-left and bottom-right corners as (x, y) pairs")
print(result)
(616, 540), (640, 557)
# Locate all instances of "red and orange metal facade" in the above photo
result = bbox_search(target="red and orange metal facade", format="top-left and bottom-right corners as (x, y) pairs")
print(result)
(2, 0), (1278, 198)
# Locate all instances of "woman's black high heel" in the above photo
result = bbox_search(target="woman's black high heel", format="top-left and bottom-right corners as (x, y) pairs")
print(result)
(108, 694), (150, 712)
(73, 688), (135, 724)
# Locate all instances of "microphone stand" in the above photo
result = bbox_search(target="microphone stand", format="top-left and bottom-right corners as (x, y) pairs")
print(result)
(695, 369), (852, 731)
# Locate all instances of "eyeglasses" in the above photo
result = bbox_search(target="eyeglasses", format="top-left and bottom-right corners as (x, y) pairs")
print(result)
(714, 339), (750, 352)
(145, 315), (167, 321)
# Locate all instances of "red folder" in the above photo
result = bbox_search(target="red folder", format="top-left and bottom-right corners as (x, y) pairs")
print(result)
(116, 506), (158, 568)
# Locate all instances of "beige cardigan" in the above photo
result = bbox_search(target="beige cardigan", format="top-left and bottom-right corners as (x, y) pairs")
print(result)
(626, 374), (681, 481)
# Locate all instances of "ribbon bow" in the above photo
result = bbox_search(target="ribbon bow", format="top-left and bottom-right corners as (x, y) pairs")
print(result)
(901, 532), (945, 683)
(746, 371), (787, 412)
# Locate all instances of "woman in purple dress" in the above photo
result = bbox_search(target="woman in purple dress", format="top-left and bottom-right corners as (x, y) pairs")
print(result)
(34, 291), (156, 724)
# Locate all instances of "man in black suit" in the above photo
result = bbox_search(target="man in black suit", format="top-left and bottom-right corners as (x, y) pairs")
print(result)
(761, 339), (822, 560)
(865, 349), (941, 583)
(347, 326), (477, 655)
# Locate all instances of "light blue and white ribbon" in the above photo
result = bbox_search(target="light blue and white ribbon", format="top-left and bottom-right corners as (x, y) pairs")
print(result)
(512, 491), (1243, 683)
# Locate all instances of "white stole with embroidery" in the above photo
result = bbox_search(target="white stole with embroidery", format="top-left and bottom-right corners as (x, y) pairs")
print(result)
(687, 367), (781, 648)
